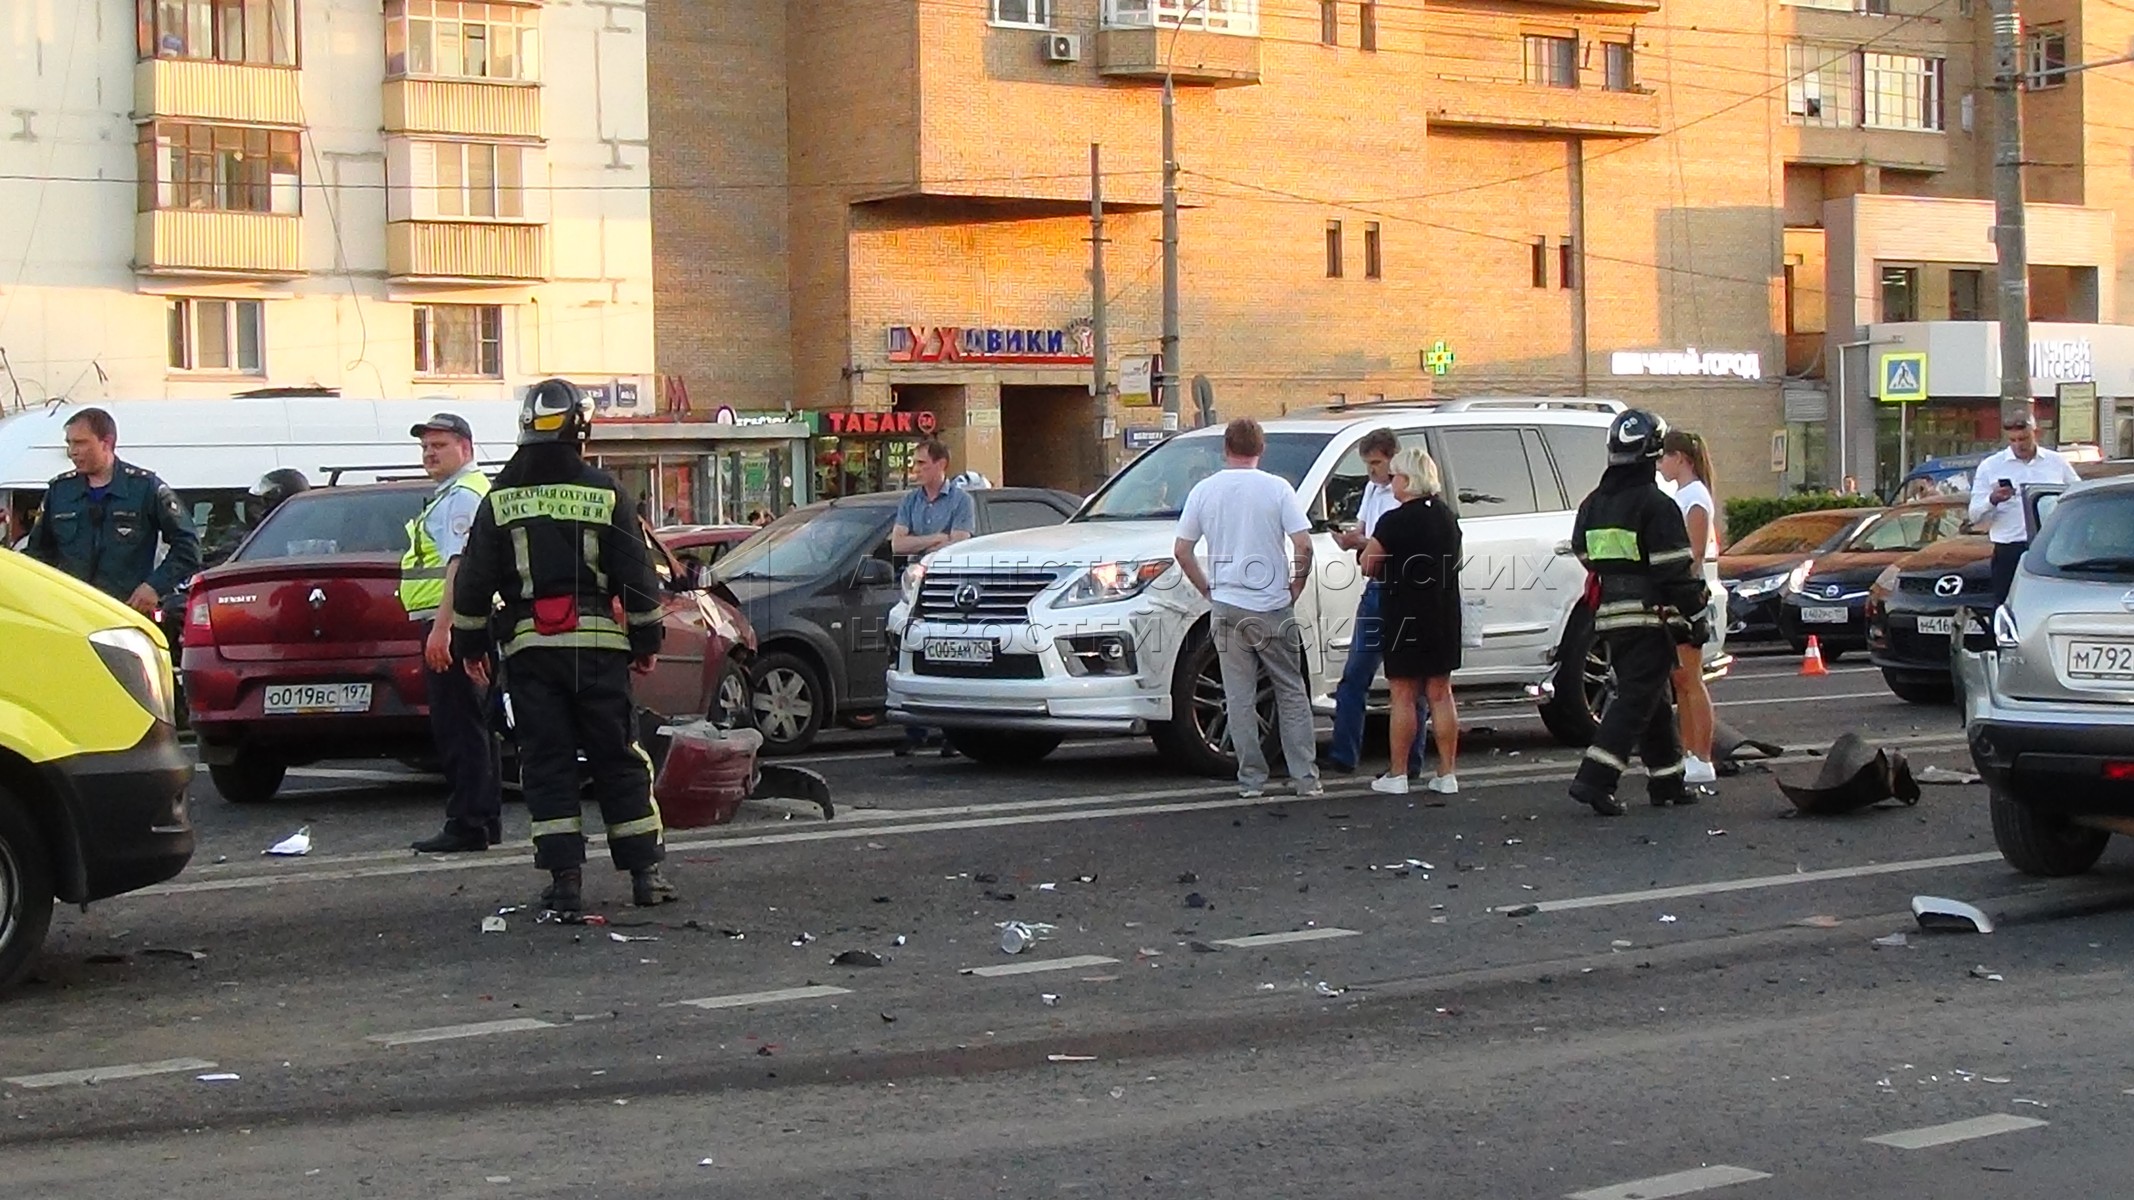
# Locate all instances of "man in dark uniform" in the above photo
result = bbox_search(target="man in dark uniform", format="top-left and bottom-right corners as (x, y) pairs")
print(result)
(1567, 409), (1711, 816)
(26, 407), (200, 612)
(449, 379), (674, 915)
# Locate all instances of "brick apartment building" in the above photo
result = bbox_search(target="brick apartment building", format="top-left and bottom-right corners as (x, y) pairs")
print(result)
(652, 0), (2134, 499)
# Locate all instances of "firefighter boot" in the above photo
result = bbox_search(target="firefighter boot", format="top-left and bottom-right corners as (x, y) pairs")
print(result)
(542, 868), (584, 917)
(1570, 781), (1626, 817)
(632, 865), (678, 907)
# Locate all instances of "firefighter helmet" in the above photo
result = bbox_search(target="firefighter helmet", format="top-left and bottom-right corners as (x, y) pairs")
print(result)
(1605, 408), (1670, 466)
(518, 378), (595, 446)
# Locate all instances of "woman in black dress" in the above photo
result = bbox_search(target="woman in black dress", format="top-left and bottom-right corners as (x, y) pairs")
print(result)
(1362, 446), (1462, 796)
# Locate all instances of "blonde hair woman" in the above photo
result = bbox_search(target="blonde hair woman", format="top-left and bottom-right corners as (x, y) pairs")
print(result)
(1360, 446), (1462, 795)
(1658, 430), (1721, 785)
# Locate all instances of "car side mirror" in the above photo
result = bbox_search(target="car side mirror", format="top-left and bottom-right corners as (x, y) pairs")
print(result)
(854, 557), (895, 588)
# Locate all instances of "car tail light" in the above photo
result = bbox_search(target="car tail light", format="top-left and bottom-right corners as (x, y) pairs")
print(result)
(185, 588), (214, 647)
(2105, 762), (2134, 782)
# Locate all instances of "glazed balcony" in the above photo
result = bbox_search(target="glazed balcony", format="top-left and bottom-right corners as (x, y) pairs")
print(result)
(1097, 0), (1261, 86)
(134, 210), (303, 278)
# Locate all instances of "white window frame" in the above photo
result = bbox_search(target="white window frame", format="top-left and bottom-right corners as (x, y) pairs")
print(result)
(168, 298), (265, 375)
(1522, 33), (1577, 89)
(384, 0), (540, 83)
(1779, 0), (1854, 10)
(1101, 0), (1259, 36)
(988, 0), (1051, 29)
(387, 138), (545, 223)
(413, 304), (504, 379)
(2024, 24), (2067, 89)
(1785, 43), (1857, 128)
(1861, 51), (1943, 131)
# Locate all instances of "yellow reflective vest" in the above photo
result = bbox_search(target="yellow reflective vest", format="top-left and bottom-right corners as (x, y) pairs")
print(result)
(400, 469), (493, 619)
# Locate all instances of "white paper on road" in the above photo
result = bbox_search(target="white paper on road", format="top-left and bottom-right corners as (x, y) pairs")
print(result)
(263, 827), (312, 856)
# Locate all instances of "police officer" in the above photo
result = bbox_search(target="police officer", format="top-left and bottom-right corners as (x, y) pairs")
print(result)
(26, 407), (200, 612)
(448, 380), (673, 914)
(1567, 409), (1711, 816)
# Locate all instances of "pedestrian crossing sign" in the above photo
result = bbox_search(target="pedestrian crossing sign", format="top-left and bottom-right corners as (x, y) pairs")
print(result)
(1879, 352), (1928, 404)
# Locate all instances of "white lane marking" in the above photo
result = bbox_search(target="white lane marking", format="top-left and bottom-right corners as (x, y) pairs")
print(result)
(1718, 690), (1890, 707)
(5, 1057), (219, 1089)
(1566, 1165), (1772, 1200)
(671, 985), (853, 1010)
(1212, 928), (1363, 948)
(1864, 1113), (2049, 1150)
(964, 955), (1120, 978)
(140, 737), (1974, 898)
(365, 1018), (557, 1047)
(1523, 852), (2004, 915)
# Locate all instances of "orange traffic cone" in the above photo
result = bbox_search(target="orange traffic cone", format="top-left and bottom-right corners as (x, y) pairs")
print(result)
(1800, 635), (1830, 677)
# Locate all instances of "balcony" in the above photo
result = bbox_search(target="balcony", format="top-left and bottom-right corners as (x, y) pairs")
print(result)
(387, 221), (547, 283)
(382, 79), (542, 140)
(1785, 124), (1949, 173)
(134, 210), (303, 278)
(1420, 75), (1662, 136)
(134, 59), (302, 125)
(1098, 0), (1261, 85)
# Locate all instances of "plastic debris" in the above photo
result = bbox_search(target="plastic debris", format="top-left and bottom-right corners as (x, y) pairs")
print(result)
(262, 826), (311, 857)
(1314, 981), (1347, 997)
(1184, 892), (1208, 909)
(893, 935), (908, 947)
(1041, 993), (1059, 1006)
(1914, 896), (1995, 934)
(142, 946), (208, 961)
(1706, 829), (1728, 838)
(1658, 915), (1679, 924)
(1177, 871), (1199, 885)
(1915, 765), (1982, 785)
(496, 905), (523, 916)
(1039, 883), (1058, 892)
(196, 1073), (241, 1082)
(1778, 734), (1921, 815)
(1969, 965), (2004, 982)
(609, 931), (660, 943)
(1504, 837), (1523, 846)
(1610, 939), (1635, 949)
(1188, 940), (1224, 954)
(1074, 874), (1097, 884)
(1047, 1053), (1096, 1063)
(1503, 904), (1541, 918)
(481, 916), (507, 934)
(700, 1158), (716, 1167)
(880, 1012), (897, 1023)
(831, 950), (885, 967)
(1109, 1086), (1126, 1100)
(789, 932), (817, 947)
(1873, 932), (1910, 948)
(2013, 1097), (2050, 1108)
(999, 921), (1057, 954)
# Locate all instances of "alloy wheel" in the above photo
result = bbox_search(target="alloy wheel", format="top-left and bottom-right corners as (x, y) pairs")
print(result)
(0, 835), (19, 959)
(752, 667), (816, 744)
(1191, 654), (1276, 760)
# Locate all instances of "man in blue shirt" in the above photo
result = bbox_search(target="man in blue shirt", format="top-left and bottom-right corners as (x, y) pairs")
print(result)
(26, 407), (200, 612)
(891, 438), (975, 757)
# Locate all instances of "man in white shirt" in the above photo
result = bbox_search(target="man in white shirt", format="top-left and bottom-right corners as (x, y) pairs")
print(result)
(1175, 418), (1322, 799)
(1323, 428), (1424, 778)
(1968, 412), (2080, 606)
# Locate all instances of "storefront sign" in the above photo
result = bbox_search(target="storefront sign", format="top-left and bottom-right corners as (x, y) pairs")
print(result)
(1609, 349), (1763, 380)
(886, 321), (1095, 366)
(2058, 381), (2099, 443)
(1118, 355), (1156, 407)
(822, 410), (939, 436)
(2031, 338), (2094, 383)
(1123, 428), (1171, 451)
(1422, 340), (1457, 376)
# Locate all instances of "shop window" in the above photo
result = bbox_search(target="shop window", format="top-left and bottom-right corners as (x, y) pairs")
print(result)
(1880, 266), (1920, 322)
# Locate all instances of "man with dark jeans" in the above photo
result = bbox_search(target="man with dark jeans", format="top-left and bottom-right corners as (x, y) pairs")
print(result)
(405, 413), (503, 854)
(1969, 413), (2079, 607)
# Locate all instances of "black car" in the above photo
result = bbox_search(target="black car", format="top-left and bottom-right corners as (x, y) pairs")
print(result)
(715, 487), (1079, 753)
(1774, 497), (1969, 658)
(1718, 507), (1881, 644)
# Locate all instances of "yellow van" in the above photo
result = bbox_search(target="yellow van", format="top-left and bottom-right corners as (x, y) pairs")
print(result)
(0, 549), (194, 989)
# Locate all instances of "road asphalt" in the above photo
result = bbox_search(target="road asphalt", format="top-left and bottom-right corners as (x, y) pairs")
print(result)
(6, 651), (2130, 1199)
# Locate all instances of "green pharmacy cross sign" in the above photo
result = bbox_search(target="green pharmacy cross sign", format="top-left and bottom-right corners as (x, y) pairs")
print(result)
(1422, 340), (1457, 376)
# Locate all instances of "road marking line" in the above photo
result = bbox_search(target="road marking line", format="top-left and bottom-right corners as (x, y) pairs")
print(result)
(1566, 1165), (1772, 1200)
(1212, 928), (1363, 948)
(1523, 852), (2004, 915)
(1865, 1113), (2048, 1149)
(671, 985), (853, 1010)
(4, 1057), (220, 1089)
(964, 955), (1120, 978)
(365, 1018), (557, 1047)
(147, 737), (1973, 897)
(1718, 690), (1890, 707)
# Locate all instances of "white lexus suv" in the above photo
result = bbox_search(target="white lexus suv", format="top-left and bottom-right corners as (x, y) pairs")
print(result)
(884, 398), (1730, 775)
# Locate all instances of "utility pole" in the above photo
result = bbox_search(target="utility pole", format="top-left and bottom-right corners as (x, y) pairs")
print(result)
(1159, 74), (1181, 430)
(1989, 0), (2032, 428)
(1090, 143), (1107, 409)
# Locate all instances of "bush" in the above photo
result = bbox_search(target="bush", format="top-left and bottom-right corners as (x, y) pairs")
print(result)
(1723, 492), (1879, 545)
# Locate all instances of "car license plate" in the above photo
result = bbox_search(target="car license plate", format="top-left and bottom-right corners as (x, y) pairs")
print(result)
(923, 638), (994, 665)
(1916, 615), (1956, 636)
(1802, 606), (1849, 624)
(264, 682), (373, 715)
(2066, 640), (2134, 680)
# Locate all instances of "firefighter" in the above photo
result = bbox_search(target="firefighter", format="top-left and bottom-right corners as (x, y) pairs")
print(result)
(448, 379), (674, 914)
(1567, 409), (1711, 816)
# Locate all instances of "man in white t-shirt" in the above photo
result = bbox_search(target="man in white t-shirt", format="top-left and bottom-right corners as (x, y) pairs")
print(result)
(1174, 418), (1322, 799)
(1968, 412), (2080, 606)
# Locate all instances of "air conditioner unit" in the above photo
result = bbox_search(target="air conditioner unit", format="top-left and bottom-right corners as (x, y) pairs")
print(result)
(1044, 33), (1081, 63)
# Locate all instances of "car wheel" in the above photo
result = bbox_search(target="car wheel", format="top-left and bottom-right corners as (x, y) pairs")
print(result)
(946, 730), (1063, 766)
(1539, 607), (1610, 748)
(750, 651), (827, 754)
(1151, 630), (1277, 778)
(713, 660), (752, 730)
(1991, 789), (2110, 877)
(1881, 668), (1952, 705)
(208, 753), (287, 805)
(0, 793), (55, 992)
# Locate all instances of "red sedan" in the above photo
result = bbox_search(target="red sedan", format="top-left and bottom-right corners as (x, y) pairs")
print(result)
(182, 482), (755, 804)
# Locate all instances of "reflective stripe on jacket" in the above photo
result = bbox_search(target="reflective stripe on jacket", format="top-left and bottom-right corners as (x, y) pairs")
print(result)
(400, 470), (493, 618)
(1571, 464), (1708, 635)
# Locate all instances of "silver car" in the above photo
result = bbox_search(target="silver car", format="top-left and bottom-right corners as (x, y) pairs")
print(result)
(1957, 475), (2134, 875)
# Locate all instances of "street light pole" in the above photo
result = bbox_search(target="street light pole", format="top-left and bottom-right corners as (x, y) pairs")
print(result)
(1160, 72), (1180, 430)
(1989, 0), (2032, 429)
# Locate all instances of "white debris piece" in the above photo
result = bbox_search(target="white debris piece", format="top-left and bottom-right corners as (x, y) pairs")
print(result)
(262, 827), (311, 856)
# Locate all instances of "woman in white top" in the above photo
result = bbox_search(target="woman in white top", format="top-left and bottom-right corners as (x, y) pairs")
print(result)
(1659, 430), (1723, 786)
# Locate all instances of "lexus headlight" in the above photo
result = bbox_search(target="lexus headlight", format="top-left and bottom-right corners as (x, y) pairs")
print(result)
(901, 562), (926, 609)
(1732, 574), (1784, 600)
(1783, 559), (1816, 594)
(89, 626), (175, 725)
(1054, 559), (1173, 608)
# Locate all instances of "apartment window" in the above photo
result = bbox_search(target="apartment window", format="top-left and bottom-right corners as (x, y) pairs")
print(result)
(1859, 0), (1891, 13)
(1359, 3), (1377, 51)
(1364, 222), (1382, 279)
(1780, 0), (1854, 10)
(1862, 52), (1944, 131)
(136, 121), (301, 215)
(1523, 34), (1578, 88)
(429, 141), (527, 218)
(1785, 43), (1857, 128)
(1949, 269), (1985, 321)
(1558, 237), (1577, 290)
(1603, 41), (1634, 92)
(1102, 0), (1259, 36)
(1880, 266), (1920, 322)
(136, 0), (297, 66)
(414, 304), (504, 377)
(1325, 220), (1344, 279)
(385, 0), (541, 82)
(167, 299), (264, 374)
(1319, 0), (1338, 44)
(2024, 24), (2067, 89)
(989, 0), (1051, 28)
(1530, 237), (1549, 288)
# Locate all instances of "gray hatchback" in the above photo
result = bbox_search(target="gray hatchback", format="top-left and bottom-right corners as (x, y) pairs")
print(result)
(1958, 475), (2134, 875)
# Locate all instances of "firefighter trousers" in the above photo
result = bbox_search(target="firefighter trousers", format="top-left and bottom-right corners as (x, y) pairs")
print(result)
(507, 647), (665, 872)
(1570, 625), (1687, 804)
